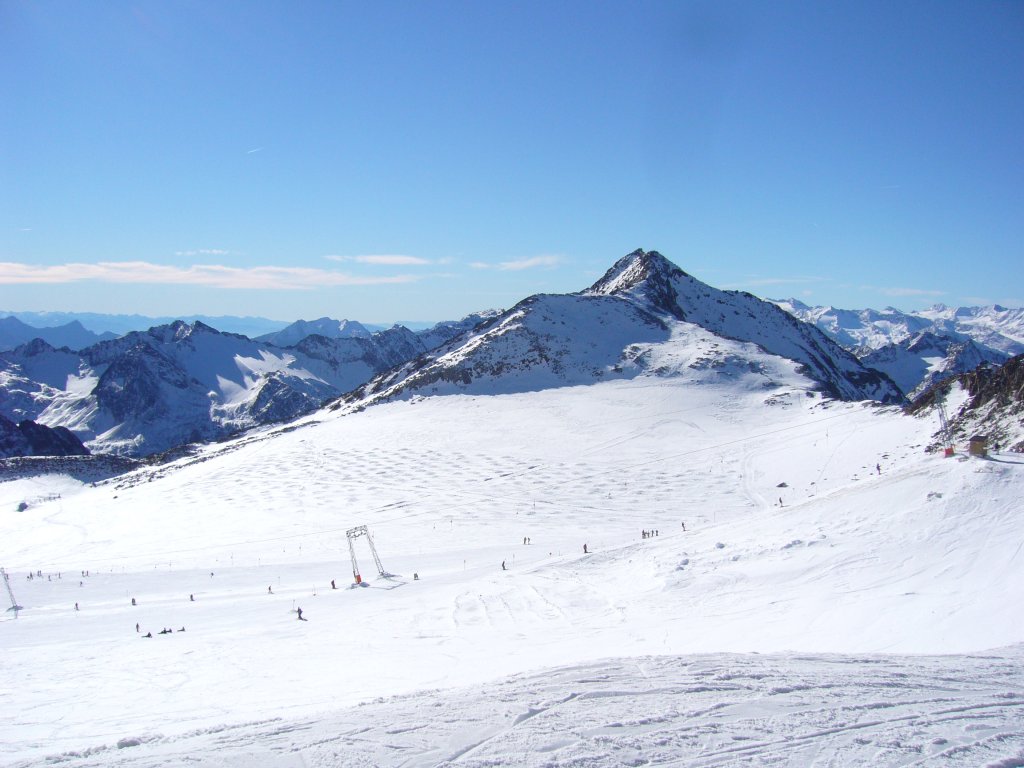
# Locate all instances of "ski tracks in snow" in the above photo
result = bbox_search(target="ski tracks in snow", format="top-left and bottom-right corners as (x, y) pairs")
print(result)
(15, 650), (1023, 768)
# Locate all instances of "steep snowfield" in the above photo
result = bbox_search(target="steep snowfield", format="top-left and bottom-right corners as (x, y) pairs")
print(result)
(1, 374), (1023, 766)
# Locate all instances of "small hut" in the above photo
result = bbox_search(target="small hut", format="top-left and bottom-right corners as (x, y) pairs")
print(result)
(968, 435), (988, 457)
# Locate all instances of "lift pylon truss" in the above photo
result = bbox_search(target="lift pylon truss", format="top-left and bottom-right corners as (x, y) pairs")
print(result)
(937, 398), (955, 457)
(346, 525), (391, 584)
(2, 567), (23, 614)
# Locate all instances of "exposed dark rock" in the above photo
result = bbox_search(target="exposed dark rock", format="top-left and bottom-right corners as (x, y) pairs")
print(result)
(0, 413), (90, 458)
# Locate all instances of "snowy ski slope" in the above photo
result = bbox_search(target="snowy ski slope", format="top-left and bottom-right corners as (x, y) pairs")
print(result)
(1, 372), (1022, 766)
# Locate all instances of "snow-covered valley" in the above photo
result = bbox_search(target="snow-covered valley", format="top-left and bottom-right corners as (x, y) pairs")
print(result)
(1, 370), (1022, 766)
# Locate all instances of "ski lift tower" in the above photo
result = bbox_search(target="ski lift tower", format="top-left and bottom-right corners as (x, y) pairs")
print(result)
(937, 397), (955, 457)
(346, 525), (391, 584)
(2, 567), (23, 616)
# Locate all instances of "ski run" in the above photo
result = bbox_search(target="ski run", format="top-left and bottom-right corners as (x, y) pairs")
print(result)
(2, 371), (1023, 766)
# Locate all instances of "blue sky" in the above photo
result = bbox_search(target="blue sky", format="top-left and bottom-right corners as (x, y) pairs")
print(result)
(1, 1), (1021, 324)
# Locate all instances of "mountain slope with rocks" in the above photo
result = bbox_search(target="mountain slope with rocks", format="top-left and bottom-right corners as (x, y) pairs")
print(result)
(909, 353), (1024, 452)
(775, 299), (1024, 356)
(588, 250), (902, 403)
(861, 332), (1009, 399)
(0, 414), (89, 458)
(0, 321), (434, 457)
(256, 317), (372, 346)
(343, 250), (903, 410)
(776, 299), (1024, 399)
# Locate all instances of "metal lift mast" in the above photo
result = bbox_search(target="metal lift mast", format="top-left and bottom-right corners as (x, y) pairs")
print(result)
(346, 525), (390, 584)
(937, 397), (955, 457)
(2, 567), (23, 615)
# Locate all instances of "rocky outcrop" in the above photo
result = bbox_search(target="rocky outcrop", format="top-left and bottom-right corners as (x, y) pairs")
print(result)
(0, 413), (89, 458)
(909, 354), (1024, 452)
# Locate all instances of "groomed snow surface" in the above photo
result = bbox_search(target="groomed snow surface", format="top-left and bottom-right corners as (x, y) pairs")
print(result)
(2, 377), (1023, 766)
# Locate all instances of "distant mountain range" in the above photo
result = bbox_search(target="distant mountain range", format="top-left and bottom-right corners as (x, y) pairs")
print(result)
(860, 333), (1008, 400)
(0, 310), (445, 340)
(0, 310), (293, 339)
(773, 299), (1024, 403)
(255, 317), (373, 346)
(0, 316), (118, 351)
(0, 315), (490, 457)
(3, 250), (1022, 459)
(774, 299), (1024, 356)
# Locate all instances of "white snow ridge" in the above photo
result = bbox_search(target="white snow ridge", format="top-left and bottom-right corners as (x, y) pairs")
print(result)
(2, 253), (1023, 766)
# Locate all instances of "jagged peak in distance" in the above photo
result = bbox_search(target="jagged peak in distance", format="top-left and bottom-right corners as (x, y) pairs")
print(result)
(774, 298), (1024, 356)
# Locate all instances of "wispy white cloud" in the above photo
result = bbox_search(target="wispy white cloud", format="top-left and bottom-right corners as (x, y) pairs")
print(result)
(325, 254), (431, 266)
(247, 147), (263, 154)
(722, 276), (827, 289)
(963, 295), (1023, 308)
(873, 286), (945, 298)
(175, 249), (232, 257)
(471, 254), (564, 271)
(0, 261), (419, 290)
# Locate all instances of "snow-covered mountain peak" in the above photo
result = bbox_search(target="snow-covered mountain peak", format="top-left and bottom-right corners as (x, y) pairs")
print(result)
(333, 249), (904, 409)
(13, 337), (60, 357)
(587, 248), (689, 318)
(143, 319), (212, 345)
(257, 317), (371, 347)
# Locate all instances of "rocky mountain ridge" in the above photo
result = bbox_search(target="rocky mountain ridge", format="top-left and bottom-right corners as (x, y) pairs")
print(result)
(8, 250), (1017, 460)
(0, 316), (117, 351)
(0, 321), (442, 457)
(775, 299), (1024, 400)
(340, 250), (904, 411)
(861, 332), (1009, 400)
(255, 317), (373, 346)
(909, 354), (1024, 452)
(775, 299), (1024, 356)
(0, 413), (89, 459)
